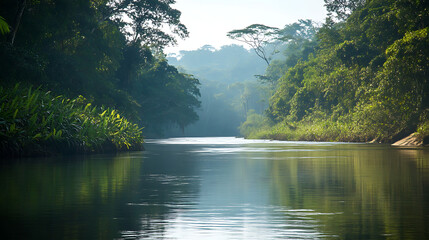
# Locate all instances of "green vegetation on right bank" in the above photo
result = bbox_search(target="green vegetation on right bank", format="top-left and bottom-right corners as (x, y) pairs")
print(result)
(238, 0), (429, 143)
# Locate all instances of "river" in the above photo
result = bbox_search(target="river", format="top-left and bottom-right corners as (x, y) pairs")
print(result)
(1, 137), (429, 239)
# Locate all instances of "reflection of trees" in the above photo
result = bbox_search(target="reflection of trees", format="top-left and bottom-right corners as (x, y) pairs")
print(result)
(0, 153), (141, 239)
(0, 146), (201, 240)
(116, 144), (201, 238)
(267, 145), (429, 239)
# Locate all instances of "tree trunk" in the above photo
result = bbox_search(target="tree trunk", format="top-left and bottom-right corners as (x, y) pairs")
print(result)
(10, 0), (26, 45)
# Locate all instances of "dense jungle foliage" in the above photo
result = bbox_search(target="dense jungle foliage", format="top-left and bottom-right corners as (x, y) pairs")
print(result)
(0, 85), (143, 157)
(0, 0), (201, 156)
(239, 0), (429, 143)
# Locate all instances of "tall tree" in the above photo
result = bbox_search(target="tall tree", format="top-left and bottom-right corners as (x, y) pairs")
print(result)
(227, 24), (279, 65)
(9, 0), (26, 44)
(263, 20), (319, 85)
(97, 0), (188, 47)
(324, 0), (366, 21)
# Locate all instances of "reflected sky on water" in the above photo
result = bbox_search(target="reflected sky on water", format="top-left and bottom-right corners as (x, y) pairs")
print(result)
(1, 137), (429, 239)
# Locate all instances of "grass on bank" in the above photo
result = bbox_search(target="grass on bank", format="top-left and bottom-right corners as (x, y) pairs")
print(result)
(246, 121), (365, 142)
(240, 111), (429, 143)
(239, 111), (360, 142)
(0, 84), (144, 157)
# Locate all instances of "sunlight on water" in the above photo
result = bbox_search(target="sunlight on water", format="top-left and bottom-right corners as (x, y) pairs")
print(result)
(120, 204), (339, 239)
(2, 137), (429, 239)
(146, 137), (349, 145)
(190, 147), (326, 154)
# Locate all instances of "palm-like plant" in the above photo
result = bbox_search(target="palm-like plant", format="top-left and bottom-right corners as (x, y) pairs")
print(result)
(0, 16), (9, 35)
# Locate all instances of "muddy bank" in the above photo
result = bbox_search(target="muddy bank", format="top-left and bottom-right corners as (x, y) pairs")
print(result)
(392, 133), (428, 147)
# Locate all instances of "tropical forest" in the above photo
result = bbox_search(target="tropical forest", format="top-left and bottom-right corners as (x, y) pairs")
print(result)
(0, 0), (201, 157)
(232, 0), (429, 144)
(1, 1), (429, 239)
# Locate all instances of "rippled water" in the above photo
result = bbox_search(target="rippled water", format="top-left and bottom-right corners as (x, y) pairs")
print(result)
(1, 137), (429, 239)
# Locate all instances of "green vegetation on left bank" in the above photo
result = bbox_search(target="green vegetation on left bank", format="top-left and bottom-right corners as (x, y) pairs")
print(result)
(0, 84), (143, 157)
(0, 0), (201, 156)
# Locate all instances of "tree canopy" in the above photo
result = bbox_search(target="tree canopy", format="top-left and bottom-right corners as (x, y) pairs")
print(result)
(240, 0), (429, 142)
(227, 24), (279, 65)
(98, 0), (189, 47)
(324, 0), (366, 21)
(0, 0), (200, 137)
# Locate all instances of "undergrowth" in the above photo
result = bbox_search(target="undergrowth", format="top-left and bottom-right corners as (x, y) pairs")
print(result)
(239, 112), (415, 143)
(0, 84), (144, 158)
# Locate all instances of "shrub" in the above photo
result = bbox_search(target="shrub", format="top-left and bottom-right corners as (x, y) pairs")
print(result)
(0, 84), (144, 157)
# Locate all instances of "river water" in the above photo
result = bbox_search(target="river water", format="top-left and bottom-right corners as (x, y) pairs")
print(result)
(1, 137), (429, 239)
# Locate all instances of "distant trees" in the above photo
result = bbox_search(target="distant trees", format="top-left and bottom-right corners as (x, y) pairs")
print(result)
(169, 44), (266, 83)
(166, 45), (267, 136)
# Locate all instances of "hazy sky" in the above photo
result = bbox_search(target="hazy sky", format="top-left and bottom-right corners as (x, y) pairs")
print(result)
(165, 0), (328, 54)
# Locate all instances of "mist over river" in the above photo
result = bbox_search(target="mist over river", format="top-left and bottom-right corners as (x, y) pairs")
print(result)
(1, 137), (429, 239)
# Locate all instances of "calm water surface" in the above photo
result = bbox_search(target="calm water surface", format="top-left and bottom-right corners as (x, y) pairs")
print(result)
(1, 137), (429, 239)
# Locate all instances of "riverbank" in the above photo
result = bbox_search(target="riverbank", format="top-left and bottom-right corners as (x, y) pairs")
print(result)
(392, 133), (429, 147)
(241, 116), (429, 146)
(0, 84), (144, 158)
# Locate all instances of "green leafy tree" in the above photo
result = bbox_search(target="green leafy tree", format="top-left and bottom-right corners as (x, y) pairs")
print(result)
(97, 0), (188, 47)
(257, 0), (429, 142)
(324, 0), (366, 21)
(227, 24), (279, 65)
(376, 27), (429, 126)
(134, 58), (201, 135)
(263, 20), (319, 86)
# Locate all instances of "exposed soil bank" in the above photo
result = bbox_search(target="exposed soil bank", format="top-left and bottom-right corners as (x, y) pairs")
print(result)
(392, 133), (427, 147)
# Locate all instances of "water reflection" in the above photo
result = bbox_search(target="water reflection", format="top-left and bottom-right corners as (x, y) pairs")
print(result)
(1, 138), (429, 239)
(0, 153), (142, 239)
(131, 139), (347, 239)
(265, 145), (429, 239)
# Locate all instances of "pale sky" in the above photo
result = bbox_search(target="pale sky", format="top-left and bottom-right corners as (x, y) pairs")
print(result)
(165, 0), (328, 54)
